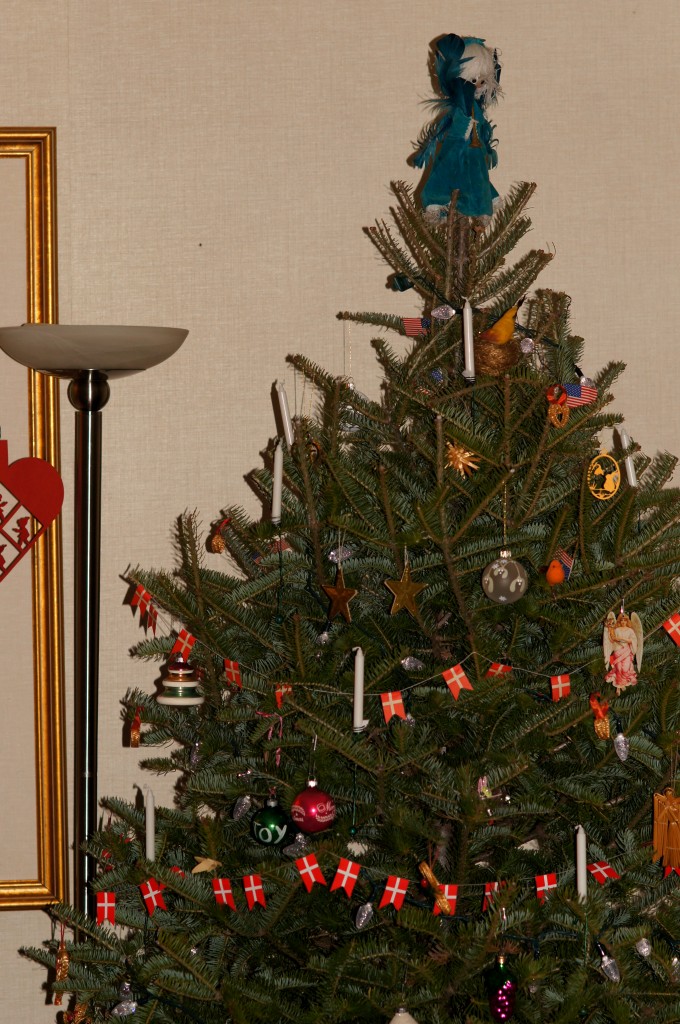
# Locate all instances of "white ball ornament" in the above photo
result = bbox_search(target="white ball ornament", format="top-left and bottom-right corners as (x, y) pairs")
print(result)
(481, 549), (528, 604)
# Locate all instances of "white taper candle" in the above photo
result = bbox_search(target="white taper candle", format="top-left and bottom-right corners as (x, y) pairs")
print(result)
(575, 824), (587, 901)
(462, 298), (475, 382)
(271, 442), (283, 525)
(619, 427), (638, 488)
(353, 646), (368, 732)
(276, 381), (295, 448)
(145, 786), (155, 861)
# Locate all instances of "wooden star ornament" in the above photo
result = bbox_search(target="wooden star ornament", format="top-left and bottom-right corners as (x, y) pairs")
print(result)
(384, 564), (427, 617)
(192, 855), (222, 874)
(322, 566), (358, 622)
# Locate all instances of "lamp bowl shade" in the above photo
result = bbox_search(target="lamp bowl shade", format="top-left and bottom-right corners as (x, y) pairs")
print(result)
(0, 324), (188, 379)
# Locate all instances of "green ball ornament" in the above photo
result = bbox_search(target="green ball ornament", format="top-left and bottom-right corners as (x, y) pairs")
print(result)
(250, 797), (290, 847)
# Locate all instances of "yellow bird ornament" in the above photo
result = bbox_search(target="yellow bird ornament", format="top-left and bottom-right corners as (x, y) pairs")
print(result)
(478, 296), (525, 345)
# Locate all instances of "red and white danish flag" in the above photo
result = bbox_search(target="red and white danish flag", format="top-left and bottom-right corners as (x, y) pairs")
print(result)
(535, 873), (557, 902)
(482, 881), (500, 911)
(172, 628), (196, 659)
(224, 659), (242, 687)
(140, 878), (167, 915)
(663, 613), (680, 646)
(485, 663), (512, 678)
(587, 861), (620, 885)
(432, 884), (458, 916)
(379, 876), (409, 910)
(212, 877), (237, 909)
(131, 585), (157, 633)
(664, 866), (680, 878)
(96, 891), (116, 925)
(330, 858), (361, 898)
(295, 854), (327, 893)
(442, 665), (473, 701)
(275, 683), (293, 708)
(381, 691), (406, 723)
(131, 584), (151, 616)
(550, 675), (571, 702)
(243, 873), (266, 910)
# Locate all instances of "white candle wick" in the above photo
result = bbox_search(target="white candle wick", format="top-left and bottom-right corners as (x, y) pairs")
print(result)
(276, 381), (295, 448)
(353, 646), (368, 732)
(271, 442), (283, 525)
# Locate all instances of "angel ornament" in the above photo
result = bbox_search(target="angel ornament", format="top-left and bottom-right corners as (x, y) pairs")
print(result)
(603, 609), (643, 691)
(653, 788), (680, 871)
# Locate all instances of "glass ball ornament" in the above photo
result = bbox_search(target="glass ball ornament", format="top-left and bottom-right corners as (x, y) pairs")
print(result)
(111, 981), (137, 1018)
(290, 779), (336, 834)
(486, 954), (518, 1021)
(250, 797), (290, 846)
(389, 1009), (420, 1024)
(481, 550), (528, 604)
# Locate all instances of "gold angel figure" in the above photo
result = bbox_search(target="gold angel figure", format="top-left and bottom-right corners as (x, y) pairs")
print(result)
(653, 788), (680, 869)
(603, 610), (643, 691)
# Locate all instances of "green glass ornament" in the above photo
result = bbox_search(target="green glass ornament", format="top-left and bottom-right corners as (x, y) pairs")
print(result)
(486, 954), (517, 1021)
(250, 797), (290, 847)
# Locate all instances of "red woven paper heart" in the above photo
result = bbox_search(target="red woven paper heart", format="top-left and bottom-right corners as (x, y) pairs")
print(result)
(0, 440), (63, 582)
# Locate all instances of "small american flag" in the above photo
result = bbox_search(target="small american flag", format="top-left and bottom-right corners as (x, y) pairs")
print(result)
(563, 382), (597, 408)
(555, 547), (574, 580)
(402, 317), (430, 337)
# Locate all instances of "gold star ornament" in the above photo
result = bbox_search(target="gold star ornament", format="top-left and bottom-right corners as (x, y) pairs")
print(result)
(384, 564), (427, 617)
(446, 441), (480, 477)
(322, 566), (358, 622)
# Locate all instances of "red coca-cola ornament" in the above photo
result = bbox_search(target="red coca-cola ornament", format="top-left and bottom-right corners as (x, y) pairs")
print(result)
(290, 779), (336, 834)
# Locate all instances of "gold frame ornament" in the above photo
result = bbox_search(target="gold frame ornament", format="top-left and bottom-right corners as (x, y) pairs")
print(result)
(0, 128), (66, 907)
(587, 450), (621, 501)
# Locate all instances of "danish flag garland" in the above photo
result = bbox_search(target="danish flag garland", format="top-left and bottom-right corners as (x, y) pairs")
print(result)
(106, 849), (625, 925)
(128, 575), (680, 724)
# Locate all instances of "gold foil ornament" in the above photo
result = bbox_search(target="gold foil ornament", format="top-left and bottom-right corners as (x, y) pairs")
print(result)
(418, 861), (452, 915)
(53, 930), (70, 1005)
(210, 532), (226, 553)
(589, 692), (610, 739)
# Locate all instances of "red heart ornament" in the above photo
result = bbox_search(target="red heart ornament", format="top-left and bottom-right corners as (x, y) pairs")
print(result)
(0, 439), (64, 581)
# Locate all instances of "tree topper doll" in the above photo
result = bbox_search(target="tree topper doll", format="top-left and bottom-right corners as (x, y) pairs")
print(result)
(413, 34), (501, 222)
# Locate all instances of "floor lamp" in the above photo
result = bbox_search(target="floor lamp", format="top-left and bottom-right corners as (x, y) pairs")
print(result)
(0, 324), (187, 916)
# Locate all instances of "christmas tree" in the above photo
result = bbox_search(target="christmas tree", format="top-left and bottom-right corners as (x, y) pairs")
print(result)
(25, 33), (680, 1024)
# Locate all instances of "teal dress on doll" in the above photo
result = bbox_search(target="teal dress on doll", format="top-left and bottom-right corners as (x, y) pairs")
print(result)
(413, 34), (501, 219)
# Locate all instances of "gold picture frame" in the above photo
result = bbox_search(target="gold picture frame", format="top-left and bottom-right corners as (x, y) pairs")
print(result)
(0, 128), (67, 907)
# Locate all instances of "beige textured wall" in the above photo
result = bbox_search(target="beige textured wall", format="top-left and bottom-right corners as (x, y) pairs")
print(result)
(1, 1), (678, 1018)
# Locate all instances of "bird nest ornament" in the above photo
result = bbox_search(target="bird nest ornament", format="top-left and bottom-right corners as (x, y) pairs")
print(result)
(474, 335), (520, 376)
(473, 299), (524, 376)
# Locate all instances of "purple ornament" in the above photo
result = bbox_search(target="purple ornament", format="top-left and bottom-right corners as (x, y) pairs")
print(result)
(486, 955), (517, 1021)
